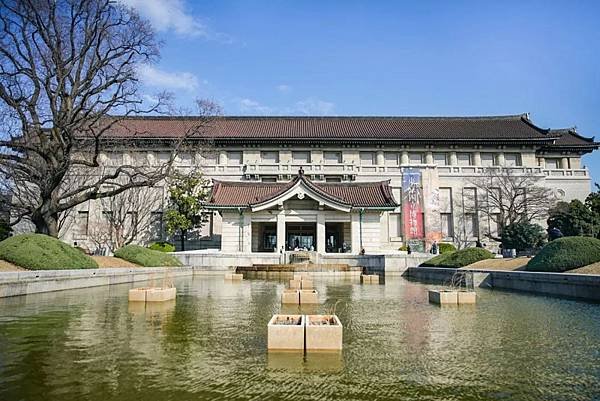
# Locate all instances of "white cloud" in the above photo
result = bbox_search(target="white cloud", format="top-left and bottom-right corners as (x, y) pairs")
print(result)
(293, 98), (335, 115)
(236, 96), (335, 116)
(238, 98), (274, 114)
(137, 65), (199, 91)
(276, 84), (292, 93)
(120, 0), (228, 40)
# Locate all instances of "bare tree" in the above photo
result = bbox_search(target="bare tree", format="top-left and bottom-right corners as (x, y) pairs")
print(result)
(0, 0), (218, 236)
(464, 167), (556, 241)
(87, 185), (164, 252)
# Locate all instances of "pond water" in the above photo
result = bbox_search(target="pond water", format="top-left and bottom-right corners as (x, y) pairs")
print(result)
(0, 275), (599, 401)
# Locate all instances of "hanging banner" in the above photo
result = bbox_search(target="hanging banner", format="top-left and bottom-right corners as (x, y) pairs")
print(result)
(402, 169), (424, 239)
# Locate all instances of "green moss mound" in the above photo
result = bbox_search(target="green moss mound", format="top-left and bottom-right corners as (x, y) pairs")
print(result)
(421, 247), (494, 268)
(148, 241), (176, 253)
(526, 237), (600, 272)
(0, 234), (98, 270)
(114, 245), (182, 267)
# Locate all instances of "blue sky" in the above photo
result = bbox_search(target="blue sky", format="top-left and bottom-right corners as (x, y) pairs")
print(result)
(126, 0), (600, 184)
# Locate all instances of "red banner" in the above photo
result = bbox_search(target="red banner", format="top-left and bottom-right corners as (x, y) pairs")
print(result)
(402, 169), (423, 239)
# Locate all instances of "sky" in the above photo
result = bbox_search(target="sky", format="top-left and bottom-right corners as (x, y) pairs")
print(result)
(123, 0), (600, 185)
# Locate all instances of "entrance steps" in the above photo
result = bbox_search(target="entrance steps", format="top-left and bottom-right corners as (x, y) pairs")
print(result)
(237, 263), (362, 273)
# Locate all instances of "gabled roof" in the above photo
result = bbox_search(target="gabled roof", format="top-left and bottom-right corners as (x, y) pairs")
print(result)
(207, 173), (397, 211)
(101, 114), (561, 144)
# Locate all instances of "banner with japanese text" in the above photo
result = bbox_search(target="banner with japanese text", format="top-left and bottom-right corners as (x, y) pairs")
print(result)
(402, 169), (424, 239)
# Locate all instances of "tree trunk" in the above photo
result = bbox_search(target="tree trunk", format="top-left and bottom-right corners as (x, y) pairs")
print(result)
(180, 230), (186, 251)
(31, 212), (59, 237)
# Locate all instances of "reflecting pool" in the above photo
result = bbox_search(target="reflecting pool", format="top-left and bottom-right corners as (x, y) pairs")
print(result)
(0, 275), (599, 401)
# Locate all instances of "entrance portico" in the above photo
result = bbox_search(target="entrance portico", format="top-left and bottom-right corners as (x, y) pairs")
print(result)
(206, 171), (397, 255)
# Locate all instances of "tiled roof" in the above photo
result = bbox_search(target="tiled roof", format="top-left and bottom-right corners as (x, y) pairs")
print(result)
(103, 114), (558, 143)
(545, 128), (598, 148)
(207, 175), (397, 209)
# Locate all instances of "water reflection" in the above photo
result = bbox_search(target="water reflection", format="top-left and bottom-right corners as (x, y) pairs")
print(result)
(0, 276), (598, 401)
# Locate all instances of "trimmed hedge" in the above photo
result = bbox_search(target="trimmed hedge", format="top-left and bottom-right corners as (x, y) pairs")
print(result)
(438, 243), (457, 254)
(421, 247), (494, 268)
(0, 234), (98, 270)
(148, 241), (176, 253)
(526, 236), (600, 272)
(114, 245), (182, 267)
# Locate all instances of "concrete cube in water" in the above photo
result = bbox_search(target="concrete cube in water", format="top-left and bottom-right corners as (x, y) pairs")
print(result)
(300, 289), (319, 304)
(458, 291), (477, 304)
(428, 290), (458, 305)
(281, 289), (300, 304)
(146, 287), (177, 302)
(267, 315), (305, 351)
(305, 315), (343, 351)
(225, 273), (243, 280)
(128, 288), (149, 302)
(300, 279), (314, 289)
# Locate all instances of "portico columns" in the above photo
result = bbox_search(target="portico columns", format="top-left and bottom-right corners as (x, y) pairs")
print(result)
(317, 213), (325, 253)
(276, 207), (286, 253)
(351, 212), (360, 254)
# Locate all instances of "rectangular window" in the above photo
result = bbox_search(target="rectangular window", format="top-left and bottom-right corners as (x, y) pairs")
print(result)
(440, 213), (454, 239)
(261, 176), (277, 183)
(388, 213), (402, 238)
(504, 153), (522, 167)
(155, 152), (172, 165)
(360, 151), (376, 165)
(325, 176), (342, 182)
(545, 158), (560, 169)
(75, 211), (89, 237)
(439, 187), (452, 212)
(261, 151), (279, 164)
(178, 153), (193, 166)
(409, 152), (424, 164)
(106, 153), (122, 166)
(227, 151), (243, 165)
(457, 153), (472, 166)
(323, 151), (342, 164)
(150, 211), (163, 240)
(201, 152), (218, 165)
(480, 153), (496, 167)
(489, 213), (501, 238)
(465, 213), (479, 239)
(433, 152), (448, 166)
(384, 152), (400, 166)
(134, 152), (148, 165)
(292, 151), (311, 163)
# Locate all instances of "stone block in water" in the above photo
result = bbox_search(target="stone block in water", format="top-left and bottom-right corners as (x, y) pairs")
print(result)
(267, 314), (305, 351)
(428, 290), (458, 305)
(305, 315), (343, 351)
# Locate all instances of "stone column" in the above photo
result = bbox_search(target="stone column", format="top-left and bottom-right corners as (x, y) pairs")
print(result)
(243, 213), (252, 252)
(561, 157), (569, 169)
(473, 151), (481, 166)
(425, 151), (434, 165)
(351, 212), (361, 254)
(496, 152), (505, 166)
(219, 150), (227, 165)
(376, 150), (385, 166)
(449, 151), (458, 165)
(276, 209), (286, 253)
(401, 151), (409, 165)
(317, 213), (326, 253)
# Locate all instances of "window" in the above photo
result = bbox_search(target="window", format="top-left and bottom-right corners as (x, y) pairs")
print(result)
(134, 152), (148, 165)
(150, 211), (163, 240)
(489, 214), (501, 238)
(323, 151), (342, 164)
(227, 151), (243, 165)
(292, 151), (311, 163)
(409, 152), (423, 164)
(433, 152), (448, 166)
(439, 188), (452, 212)
(480, 153), (496, 167)
(201, 152), (218, 165)
(504, 153), (522, 167)
(178, 153), (193, 165)
(325, 176), (342, 182)
(465, 213), (479, 239)
(388, 213), (402, 238)
(384, 152), (400, 166)
(155, 152), (172, 165)
(106, 153), (122, 166)
(261, 151), (279, 164)
(261, 176), (277, 183)
(440, 213), (454, 239)
(74, 211), (89, 237)
(360, 151), (376, 165)
(545, 158), (560, 169)
(457, 153), (472, 166)
(127, 211), (138, 231)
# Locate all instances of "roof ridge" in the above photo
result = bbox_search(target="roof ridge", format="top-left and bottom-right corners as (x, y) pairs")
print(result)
(108, 114), (527, 121)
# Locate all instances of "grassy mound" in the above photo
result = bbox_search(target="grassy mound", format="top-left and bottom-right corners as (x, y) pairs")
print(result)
(114, 245), (182, 267)
(0, 234), (98, 270)
(526, 237), (600, 272)
(439, 243), (457, 254)
(421, 247), (494, 268)
(148, 241), (176, 253)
